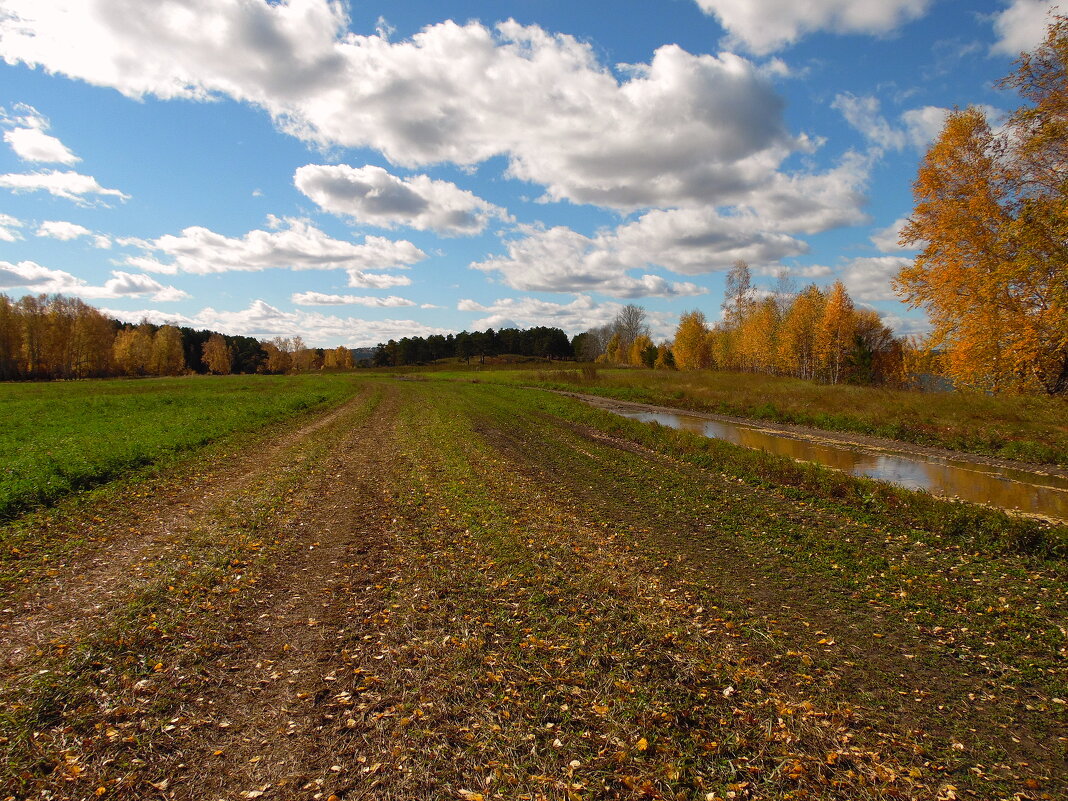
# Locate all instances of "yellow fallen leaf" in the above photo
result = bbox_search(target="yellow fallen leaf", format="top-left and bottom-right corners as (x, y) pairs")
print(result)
(636, 737), (648, 752)
(458, 791), (484, 801)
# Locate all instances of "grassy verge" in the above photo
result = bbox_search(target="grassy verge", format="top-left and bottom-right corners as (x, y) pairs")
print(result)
(429, 365), (1068, 466)
(0, 373), (364, 520)
(539, 390), (1068, 559)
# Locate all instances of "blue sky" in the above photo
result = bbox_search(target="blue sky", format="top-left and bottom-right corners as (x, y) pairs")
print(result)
(0, 0), (1058, 346)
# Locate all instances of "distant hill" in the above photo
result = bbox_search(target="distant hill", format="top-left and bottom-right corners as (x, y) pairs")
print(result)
(350, 348), (377, 362)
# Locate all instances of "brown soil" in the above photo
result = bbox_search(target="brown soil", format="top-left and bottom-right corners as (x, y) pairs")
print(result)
(0, 394), (367, 676)
(142, 387), (403, 800)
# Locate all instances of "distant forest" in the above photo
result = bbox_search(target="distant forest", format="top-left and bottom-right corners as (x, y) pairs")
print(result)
(370, 326), (573, 366)
(0, 293), (576, 381)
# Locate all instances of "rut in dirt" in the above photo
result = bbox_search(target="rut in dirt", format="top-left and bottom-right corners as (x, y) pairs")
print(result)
(148, 386), (406, 800)
(0, 391), (370, 677)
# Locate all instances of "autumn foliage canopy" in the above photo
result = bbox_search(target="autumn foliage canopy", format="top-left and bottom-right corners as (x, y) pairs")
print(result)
(896, 14), (1068, 395)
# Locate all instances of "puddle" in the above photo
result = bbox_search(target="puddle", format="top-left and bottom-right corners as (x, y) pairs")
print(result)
(615, 408), (1068, 522)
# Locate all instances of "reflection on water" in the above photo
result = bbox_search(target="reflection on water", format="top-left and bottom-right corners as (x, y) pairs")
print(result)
(619, 409), (1068, 522)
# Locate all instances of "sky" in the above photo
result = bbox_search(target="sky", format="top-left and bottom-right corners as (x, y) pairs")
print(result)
(0, 0), (1058, 347)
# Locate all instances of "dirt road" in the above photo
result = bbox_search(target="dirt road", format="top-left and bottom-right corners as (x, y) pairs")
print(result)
(1, 379), (1063, 800)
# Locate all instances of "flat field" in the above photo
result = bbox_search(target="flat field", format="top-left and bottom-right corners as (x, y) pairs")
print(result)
(438, 365), (1068, 466)
(0, 373), (363, 520)
(0, 376), (1064, 800)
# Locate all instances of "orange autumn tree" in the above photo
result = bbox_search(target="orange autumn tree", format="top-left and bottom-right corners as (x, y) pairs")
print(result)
(816, 280), (857, 385)
(999, 13), (1068, 395)
(896, 14), (1068, 394)
(672, 310), (712, 369)
(151, 325), (187, 376)
(202, 333), (233, 375)
(777, 284), (826, 380)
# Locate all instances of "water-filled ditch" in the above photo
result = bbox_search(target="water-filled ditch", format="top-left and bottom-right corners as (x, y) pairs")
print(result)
(610, 406), (1068, 522)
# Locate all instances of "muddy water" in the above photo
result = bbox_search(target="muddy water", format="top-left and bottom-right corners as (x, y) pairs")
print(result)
(617, 408), (1068, 522)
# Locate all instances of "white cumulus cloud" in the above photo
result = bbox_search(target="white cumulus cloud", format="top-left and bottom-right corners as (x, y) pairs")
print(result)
(900, 105), (954, 149)
(4, 126), (80, 164)
(472, 223), (709, 299)
(0, 104), (80, 163)
(692, 0), (933, 54)
(102, 299), (451, 347)
(344, 271), (412, 289)
(991, 0), (1056, 55)
(471, 154), (868, 299)
(0, 213), (23, 242)
(291, 291), (416, 307)
(0, 3), (823, 212)
(36, 219), (92, 240)
(294, 164), (508, 235)
(0, 260), (188, 301)
(870, 217), (919, 252)
(127, 217), (426, 284)
(0, 169), (128, 204)
(840, 255), (913, 302)
(833, 93), (951, 152)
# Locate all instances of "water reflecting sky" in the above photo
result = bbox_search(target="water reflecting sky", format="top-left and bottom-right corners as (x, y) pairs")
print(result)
(622, 410), (1068, 521)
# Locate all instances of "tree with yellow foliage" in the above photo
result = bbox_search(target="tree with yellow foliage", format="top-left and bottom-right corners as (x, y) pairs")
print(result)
(113, 324), (154, 376)
(897, 14), (1068, 394)
(816, 281), (856, 384)
(777, 285), (825, 380)
(151, 325), (186, 376)
(672, 310), (712, 369)
(323, 345), (353, 370)
(737, 296), (780, 375)
(202, 333), (233, 375)
(628, 334), (655, 368)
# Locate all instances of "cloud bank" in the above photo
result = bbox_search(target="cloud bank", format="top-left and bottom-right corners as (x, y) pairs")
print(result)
(103, 299), (451, 347)
(0, 259), (188, 301)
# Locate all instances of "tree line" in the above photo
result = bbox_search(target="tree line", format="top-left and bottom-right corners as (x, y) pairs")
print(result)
(572, 304), (672, 369)
(0, 293), (356, 380)
(0, 293), (583, 380)
(675, 265), (906, 385)
(574, 273), (905, 386)
(371, 326), (573, 366)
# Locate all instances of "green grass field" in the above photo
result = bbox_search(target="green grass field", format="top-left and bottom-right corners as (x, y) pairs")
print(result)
(432, 365), (1068, 465)
(0, 373), (363, 520)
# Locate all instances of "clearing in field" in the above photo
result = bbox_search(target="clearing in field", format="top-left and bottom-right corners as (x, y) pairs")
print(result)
(0, 376), (1064, 800)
